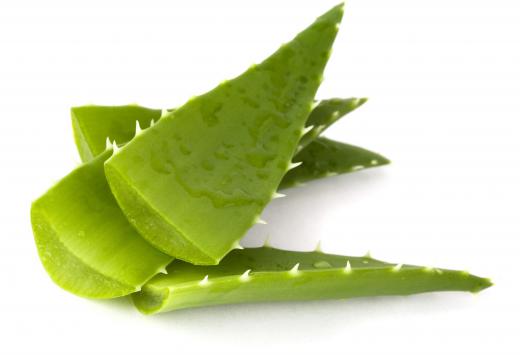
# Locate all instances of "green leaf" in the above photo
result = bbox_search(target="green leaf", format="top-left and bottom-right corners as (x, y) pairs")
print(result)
(132, 247), (492, 314)
(105, 4), (346, 265)
(31, 151), (172, 298)
(71, 105), (162, 162)
(70, 98), (375, 192)
(280, 137), (390, 189)
(71, 98), (366, 164)
(298, 97), (367, 151)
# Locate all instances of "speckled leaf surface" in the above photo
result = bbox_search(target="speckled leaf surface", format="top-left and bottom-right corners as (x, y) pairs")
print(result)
(281, 137), (390, 189)
(105, 5), (345, 265)
(133, 247), (491, 314)
(71, 105), (162, 162)
(31, 151), (173, 298)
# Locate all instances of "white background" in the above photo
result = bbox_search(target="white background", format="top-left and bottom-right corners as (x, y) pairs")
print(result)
(0, 0), (518, 353)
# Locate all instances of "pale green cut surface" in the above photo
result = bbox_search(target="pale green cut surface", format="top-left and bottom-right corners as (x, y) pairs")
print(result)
(31, 151), (173, 299)
(105, 4), (346, 265)
(133, 247), (492, 314)
(71, 105), (162, 162)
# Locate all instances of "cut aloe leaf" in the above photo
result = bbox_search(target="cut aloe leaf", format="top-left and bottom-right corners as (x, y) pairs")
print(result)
(31, 150), (173, 298)
(298, 97), (367, 151)
(280, 137), (390, 189)
(70, 99), (375, 194)
(105, 5), (345, 265)
(30, 136), (386, 299)
(71, 105), (162, 162)
(71, 98), (366, 163)
(132, 247), (492, 314)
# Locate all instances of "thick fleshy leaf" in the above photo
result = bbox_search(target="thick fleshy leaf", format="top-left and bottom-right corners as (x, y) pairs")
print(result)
(71, 98), (365, 163)
(133, 247), (491, 314)
(31, 151), (172, 298)
(105, 5), (345, 264)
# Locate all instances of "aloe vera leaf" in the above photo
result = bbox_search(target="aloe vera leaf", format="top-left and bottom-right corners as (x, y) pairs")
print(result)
(132, 246), (492, 314)
(298, 97), (367, 151)
(280, 137), (390, 189)
(71, 103), (382, 194)
(72, 98), (365, 163)
(71, 105), (162, 162)
(31, 150), (173, 298)
(105, 5), (345, 265)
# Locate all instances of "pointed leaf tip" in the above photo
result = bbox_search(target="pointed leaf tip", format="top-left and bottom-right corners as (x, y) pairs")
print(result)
(358, 97), (369, 105)
(474, 277), (493, 293)
(317, 3), (345, 24)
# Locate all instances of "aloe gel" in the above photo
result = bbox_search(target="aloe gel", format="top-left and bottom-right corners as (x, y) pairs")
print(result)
(31, 151), (172, 298)
(72, 105), (162, 162)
